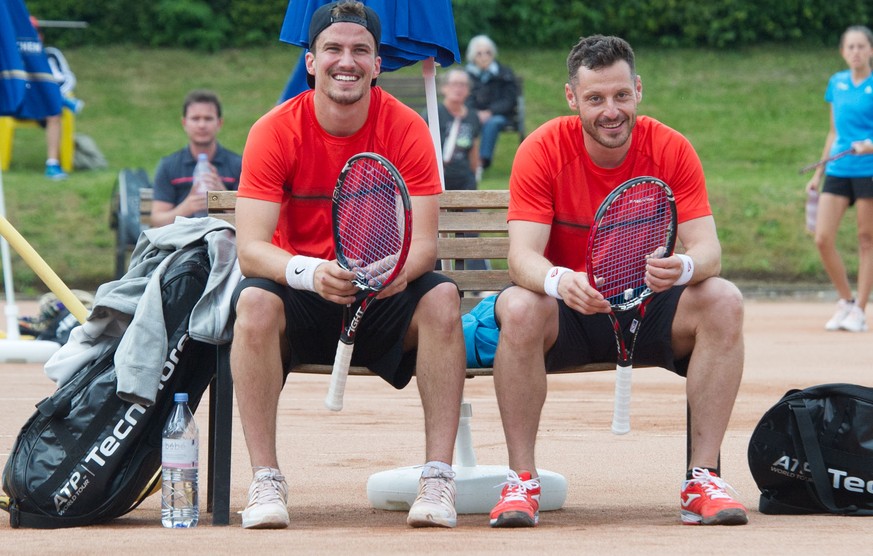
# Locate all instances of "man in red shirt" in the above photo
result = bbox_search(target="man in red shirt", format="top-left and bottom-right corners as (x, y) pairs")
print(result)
(231, 0), (465, 530)
(488, 35), (748, 528)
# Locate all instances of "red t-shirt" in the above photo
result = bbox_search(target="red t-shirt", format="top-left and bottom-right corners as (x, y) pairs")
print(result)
(238, 87), (441, 258)
(508, 115), (712, 271)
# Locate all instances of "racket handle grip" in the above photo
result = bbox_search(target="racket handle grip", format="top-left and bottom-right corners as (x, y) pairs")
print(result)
(325, 341), (353, 411)
(611, 364), (632, 435)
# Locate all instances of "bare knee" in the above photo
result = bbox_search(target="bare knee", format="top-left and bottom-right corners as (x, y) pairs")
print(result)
(414, 282), (462, 336)
(234, 287), (285, 340)
(682, 278), (743, 336)
(496, 287), (557, 346)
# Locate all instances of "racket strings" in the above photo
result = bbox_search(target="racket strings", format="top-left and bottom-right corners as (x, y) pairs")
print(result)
(590, 182), (674, 305)
(335, 159), (405, 289)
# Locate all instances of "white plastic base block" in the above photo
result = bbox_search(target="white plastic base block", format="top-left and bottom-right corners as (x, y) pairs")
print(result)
(0, 339), (61, 363)
(367, 464), (567, 514)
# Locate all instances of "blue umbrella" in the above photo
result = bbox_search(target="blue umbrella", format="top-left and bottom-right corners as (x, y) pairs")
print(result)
(0, 0), (66, 360)
(280, 0), (459, 72)
(278, 0), (461, 189)
(0, 0), (62, 119)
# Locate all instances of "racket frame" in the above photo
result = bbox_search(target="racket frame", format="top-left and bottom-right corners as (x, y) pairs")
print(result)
(585, 176), (677, 434)
(325, 152), (412, 411)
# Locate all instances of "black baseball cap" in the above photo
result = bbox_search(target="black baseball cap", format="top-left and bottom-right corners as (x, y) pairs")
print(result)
(307, 1), (382, 88)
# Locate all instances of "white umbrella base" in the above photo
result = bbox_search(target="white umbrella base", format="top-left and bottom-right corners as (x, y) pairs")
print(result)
(0, 339), (60, 363)
(367, 464), (567, 515)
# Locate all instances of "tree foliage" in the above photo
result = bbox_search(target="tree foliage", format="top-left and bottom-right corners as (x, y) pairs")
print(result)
(24, 0), (871, 51)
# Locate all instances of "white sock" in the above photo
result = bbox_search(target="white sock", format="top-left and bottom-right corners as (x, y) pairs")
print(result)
(422, 460), (453, 477)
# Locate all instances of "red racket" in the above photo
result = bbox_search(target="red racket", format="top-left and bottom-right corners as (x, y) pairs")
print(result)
(586, 176), (677, 434)
(325, 153), (412, 411)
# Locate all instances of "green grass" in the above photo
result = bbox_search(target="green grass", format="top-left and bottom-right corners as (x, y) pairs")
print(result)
(0, 43), (859, 294)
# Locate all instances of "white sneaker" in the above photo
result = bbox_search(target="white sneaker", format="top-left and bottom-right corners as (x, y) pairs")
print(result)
(825, 299), (854, 331)
(406, 466), (457, 528)
(839, 304), (868, 332)
(241, 467), (290, 529)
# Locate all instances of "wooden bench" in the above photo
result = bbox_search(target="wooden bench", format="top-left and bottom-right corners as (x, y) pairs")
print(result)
(201, 189), (705, 523)
(378, 73), (526, 143)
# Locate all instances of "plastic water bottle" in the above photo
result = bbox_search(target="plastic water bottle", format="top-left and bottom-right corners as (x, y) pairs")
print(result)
(805, 189), (819, 233)
(192, 153), (210, 194)
(161, 392), (199, 528)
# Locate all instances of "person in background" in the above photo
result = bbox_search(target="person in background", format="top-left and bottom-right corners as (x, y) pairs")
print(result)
(28, 16), (83, 180)
(464, 35), (518, 177)
(424, 68), (487, 270)
(487, 34), (748, 528)
(229, 1), (465, 530)
(805, 25), (873, 333)
(150, 89), (242, 227)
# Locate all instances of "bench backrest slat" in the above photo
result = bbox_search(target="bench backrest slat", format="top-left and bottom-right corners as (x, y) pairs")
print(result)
(207, 190), (511, 301)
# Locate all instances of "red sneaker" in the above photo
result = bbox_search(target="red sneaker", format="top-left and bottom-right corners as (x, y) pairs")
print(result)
(680, 467), (749, 525)
(489, 470), (541, 527)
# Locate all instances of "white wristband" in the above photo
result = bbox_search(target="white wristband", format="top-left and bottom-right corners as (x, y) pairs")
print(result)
(543, 266), (572, 299)
(675, 254), (694, 286)
(285, 256), (328, 292)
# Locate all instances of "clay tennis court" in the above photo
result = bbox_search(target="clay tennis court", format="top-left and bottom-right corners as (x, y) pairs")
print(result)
(1, 297), (870, 554)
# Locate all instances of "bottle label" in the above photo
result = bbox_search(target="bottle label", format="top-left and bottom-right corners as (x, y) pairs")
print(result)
(162, 438), (198, 468)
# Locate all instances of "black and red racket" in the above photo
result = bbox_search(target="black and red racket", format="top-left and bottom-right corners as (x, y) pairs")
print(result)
(325, 153), (412, 411)
(586, 176), (677, 434)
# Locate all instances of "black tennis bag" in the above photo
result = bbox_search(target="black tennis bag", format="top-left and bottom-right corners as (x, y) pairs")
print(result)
(0, 246), (216, 528)
(748, 383), (873, 515)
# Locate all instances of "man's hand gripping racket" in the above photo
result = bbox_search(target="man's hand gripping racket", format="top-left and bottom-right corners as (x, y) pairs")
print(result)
(586, 177), (677, 434)
(325, 153), (412, 411)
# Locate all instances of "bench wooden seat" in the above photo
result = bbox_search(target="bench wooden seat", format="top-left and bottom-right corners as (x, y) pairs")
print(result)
(199, 188), (697, 523)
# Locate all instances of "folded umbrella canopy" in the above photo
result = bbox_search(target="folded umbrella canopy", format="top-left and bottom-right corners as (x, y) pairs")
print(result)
(280, 0), (459, 72)
(0, 0), (62, 119)
(0, 0), (79, 361)
(277, 0), (461, 190)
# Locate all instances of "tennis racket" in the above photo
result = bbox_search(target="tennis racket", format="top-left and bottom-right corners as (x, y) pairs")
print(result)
(798, 148), (854, 174)
(586, 176), (677, 435)
(325, 153), (412, 411)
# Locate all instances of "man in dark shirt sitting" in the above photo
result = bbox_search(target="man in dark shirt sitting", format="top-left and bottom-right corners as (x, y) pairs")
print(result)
(150, 89), (242, 227)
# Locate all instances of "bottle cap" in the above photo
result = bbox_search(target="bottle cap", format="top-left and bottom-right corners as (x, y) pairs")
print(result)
(197, 153), (208, 162)
(174, 392), (189, 403)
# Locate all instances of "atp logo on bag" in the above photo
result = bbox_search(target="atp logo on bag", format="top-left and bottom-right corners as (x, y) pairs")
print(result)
(51, 334), (190, 515)
(769, 455), (812, 481)
(748, 384), (873, 515)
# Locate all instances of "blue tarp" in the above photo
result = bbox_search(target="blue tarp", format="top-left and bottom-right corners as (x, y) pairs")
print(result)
(0, 0), (62, 118)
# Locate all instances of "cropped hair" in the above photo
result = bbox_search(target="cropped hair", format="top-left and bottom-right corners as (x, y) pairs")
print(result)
(566, 35), (636, 86)
(183, 89), (222, 118)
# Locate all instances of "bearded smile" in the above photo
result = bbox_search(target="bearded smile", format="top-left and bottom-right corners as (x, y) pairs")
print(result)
(600, 120), (624, 130)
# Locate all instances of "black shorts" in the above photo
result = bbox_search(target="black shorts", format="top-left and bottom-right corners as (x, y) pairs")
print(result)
(231, 272), (456, 389)
(823, 175), (873, 206)
(536, 286), (689, 377)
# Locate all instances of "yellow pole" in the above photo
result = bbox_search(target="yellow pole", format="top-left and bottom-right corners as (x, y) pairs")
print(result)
(0, 215), (89, 323)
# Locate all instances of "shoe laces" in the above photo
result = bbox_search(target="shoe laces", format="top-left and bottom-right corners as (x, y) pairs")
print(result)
(417, 465), (456, 504)
(418, 477), (454, 504)
(248, 467), (288, 506)
(498, 470), (540, 502)
(688, 467), (738, 500)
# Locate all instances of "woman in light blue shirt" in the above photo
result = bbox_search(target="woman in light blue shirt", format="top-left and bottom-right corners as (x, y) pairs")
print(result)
(806, 25), (873, 333)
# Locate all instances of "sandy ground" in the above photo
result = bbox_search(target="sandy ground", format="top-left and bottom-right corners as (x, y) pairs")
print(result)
(1, 297), (871, 554)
